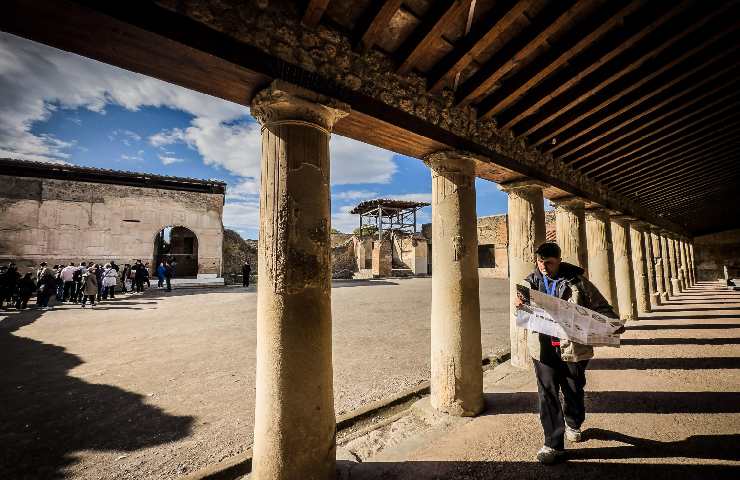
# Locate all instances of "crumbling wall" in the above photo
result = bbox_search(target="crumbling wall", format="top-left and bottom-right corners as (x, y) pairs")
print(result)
(477, 215), (509, 279)
(0, 176), (224, 275)
(694, 228), (740, 281)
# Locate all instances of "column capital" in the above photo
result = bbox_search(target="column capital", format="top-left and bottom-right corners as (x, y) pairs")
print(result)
(585, 207), (614, 221)
(251, 80), (350, 132)
(550, 195), (586, 210)
(609, 214), (636, 225)
(423, 150), (477, 176)
(497, 177), (549, 193)
(629, 220), (651, 232)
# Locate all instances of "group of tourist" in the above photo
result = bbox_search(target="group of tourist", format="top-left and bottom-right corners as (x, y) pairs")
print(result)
(0, 259), (177, 311)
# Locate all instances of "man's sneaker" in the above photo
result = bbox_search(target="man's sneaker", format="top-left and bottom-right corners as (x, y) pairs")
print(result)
(536, 446), (564, 465)
(565, 425), (583, 443)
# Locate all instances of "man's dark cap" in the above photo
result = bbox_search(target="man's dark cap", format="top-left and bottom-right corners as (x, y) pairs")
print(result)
(536, 242), (561, 259)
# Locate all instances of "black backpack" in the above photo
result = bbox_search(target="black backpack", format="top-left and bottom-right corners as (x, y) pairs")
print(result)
(73, 268), (82, 282)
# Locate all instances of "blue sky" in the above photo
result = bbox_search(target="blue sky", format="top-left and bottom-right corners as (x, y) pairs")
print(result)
(1, 32), (509, 239)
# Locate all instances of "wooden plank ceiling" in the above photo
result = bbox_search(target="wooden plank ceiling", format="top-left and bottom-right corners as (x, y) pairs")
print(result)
(317, 0), (740, 235)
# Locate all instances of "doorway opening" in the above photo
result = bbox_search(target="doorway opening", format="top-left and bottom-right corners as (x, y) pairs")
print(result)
(153, 226), (199, 278)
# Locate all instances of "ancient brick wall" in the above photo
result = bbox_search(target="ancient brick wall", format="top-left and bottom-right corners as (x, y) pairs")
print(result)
(0, 176), (224, 275)
(694, 228), (740, 282)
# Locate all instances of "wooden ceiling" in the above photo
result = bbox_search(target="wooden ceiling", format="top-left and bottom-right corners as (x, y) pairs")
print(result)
(314, 0), (740, 234)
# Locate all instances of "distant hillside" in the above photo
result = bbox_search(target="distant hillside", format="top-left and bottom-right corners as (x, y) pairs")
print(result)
(222, 228), (257, 275)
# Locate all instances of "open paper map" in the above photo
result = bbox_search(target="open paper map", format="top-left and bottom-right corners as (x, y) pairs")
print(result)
(515, 284), (624, 346)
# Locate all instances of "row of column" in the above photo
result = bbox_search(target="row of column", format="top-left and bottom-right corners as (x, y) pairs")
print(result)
(503, 181), (697, 368)
(247, 81), (698, 478)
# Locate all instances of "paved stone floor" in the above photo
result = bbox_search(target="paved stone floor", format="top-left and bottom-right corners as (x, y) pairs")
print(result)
(338, 282), (740, 479)
(0, 277), (510, 479)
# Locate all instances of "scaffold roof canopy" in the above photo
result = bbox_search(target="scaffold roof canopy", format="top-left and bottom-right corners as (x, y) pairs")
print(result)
(350, 199), (430, 215)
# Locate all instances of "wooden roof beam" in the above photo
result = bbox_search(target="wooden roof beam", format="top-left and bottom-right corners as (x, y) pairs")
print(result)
(396, 0), (472, 76)
(602, 129), (740, 187)
(302, 0), (331, 27)
(428, 0), (534, 93)
(355, 0), (403, 52)
(523, 25), (738, 149)
(450, 0), (584, 101)
(612, 141), (740, 192)
(641, 179), (740, 210)
(546, 49), (739, 157)
(573, 90), (740, 172)
(590, 117), (740, 181)
(501, 0), (731, 131)
(476, 0), (656, 121)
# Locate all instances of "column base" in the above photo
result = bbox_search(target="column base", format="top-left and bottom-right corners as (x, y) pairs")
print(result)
(671, 279), (682, 295)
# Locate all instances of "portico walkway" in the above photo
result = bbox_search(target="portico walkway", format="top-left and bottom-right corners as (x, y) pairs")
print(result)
(339, 282), (740, 479)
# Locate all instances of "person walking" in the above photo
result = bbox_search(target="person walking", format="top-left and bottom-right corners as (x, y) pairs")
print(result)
(164, 261), (173, 292)
(242, 261), (252, 288)
(81, 265), (98, 308)
(73, 262), (87, 302)
(60, 262), (77, 302)
(133, 260), (145, 293)
(157, 262), (166, 288)
(514, 242), (622, 465)
(36, 262), (56, 309)
(102, 263), (118, 299)
(15, 271), (36, 310)
(0, 263), (20, 309)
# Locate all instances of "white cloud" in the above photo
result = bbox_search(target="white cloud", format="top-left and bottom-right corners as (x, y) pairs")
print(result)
(332, 190), (378, 201)
(158, 155), (184, 165)
(223, 199), (260, 235)
(331, 205), (360, 234)
(331, 135), (397, 185)
(386, 192), (432, 203)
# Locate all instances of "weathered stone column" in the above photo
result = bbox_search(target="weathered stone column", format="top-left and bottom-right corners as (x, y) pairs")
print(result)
(610, 216), (637, 321)
(675, 237), (687, 291)
(688, 242), (697, 285)
(250, 81), (348, 480)
(425, 151), (483, 416)
(659, 232), (674, 298)
(501, 180), (546, 369)
(585, 208), (618, 315)
(680, 238), (692, 287)
(630, 222), (651, 315)
(667, 233), (682, 295)
(643, 226), (661, 307)
(652, 230), (668, 302)
(553, 197), (588, 274)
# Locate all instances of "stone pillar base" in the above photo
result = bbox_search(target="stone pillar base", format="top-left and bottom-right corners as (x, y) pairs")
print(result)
(671, 279), (682, 296)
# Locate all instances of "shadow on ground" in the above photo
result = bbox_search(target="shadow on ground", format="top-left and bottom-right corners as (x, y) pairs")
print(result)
(0, 307), (194, 479)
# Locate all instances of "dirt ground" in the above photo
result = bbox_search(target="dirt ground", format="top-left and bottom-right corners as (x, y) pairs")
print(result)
(338, 282), (740, 480)
(0, 277), (510, 479)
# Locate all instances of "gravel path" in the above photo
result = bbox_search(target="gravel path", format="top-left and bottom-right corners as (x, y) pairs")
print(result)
(0, 277), (510, 479)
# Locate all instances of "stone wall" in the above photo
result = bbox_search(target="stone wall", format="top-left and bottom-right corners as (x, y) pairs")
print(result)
(0, 176), (224, 275)
(477, 215), (509, 279)
(694, 228), (740, 281)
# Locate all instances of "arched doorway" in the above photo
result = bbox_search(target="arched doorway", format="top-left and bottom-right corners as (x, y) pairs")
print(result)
(153, 226), (199, 278)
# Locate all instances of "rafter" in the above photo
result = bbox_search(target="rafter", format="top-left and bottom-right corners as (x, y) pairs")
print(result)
(451, 0), (583, 101)
(531, 26), (740, 149)
(603, 129), (740, 187)
(396, 0), (471, 76)
(575, 92), (740, 172)
(499, 1), (736, 130)
(428, 0), (534, 93)
(591, 118), (740, 181)
(355, 0), (403, 52)
(302, 0), (331, 27)
(545, 50), (739, 156)
(477, 0), (671, 121)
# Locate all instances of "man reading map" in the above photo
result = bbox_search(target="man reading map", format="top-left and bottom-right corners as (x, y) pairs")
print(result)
(514, 242), (624, 465)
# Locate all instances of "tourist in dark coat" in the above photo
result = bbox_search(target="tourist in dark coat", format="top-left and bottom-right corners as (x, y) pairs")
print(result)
(15, 272), (36, 310)
(242, 261), (252, 287)
(81, 265), (98, 308)
(36, 263), (56, 309)
(0, 263), (20, 309)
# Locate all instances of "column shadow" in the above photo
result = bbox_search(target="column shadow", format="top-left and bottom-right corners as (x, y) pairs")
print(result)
(588, 357), (740, 370)
(0, 311), (194, 479)
(625, 323), (740, 330)
(620, 337), (740, 346)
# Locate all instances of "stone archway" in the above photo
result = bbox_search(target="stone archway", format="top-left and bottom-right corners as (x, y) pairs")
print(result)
(152, 225), (199, 278)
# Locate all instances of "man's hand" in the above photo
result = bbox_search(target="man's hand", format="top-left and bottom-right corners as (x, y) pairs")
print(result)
(514, 291), (525, 310)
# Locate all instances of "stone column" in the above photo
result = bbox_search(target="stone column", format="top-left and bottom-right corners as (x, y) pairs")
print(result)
(585, 208), (618, 315)
(501, 180), (546, 369)
(250, 81), (349, 480)
(630, 222), (651, 315)
(425, 151), (483, 416)
(659, 232), (674, 298)
(675, 237), (687, 291)
(643, 227), (660, 307)
(610, 216), (637, 321)
(652, 230), (668, 302)
(689, 242), (697, 285)
(667, 233), (682, 295)
(680, 238), (692, 287)
(553, 197), (588, 274)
